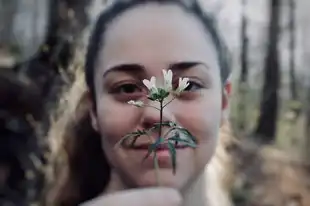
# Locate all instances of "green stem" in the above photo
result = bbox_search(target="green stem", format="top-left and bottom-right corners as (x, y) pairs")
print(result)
(154, 100), (163, 186)
(163, 97), (176, 108)
(145, 105), (160, 111)
(153, 152), (160, 186)
(159, 100), (163, 138)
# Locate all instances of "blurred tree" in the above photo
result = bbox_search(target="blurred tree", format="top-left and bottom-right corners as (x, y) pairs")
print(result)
(17, 0), (90, 98)
(0, 0), (93, 204)
(237, 0), (249, 132)
(0, 70), (43, 205)
(11, 0), (92, 134)
(287, 0), (302, 122)
(0, 0), (49, 65)
(289, 0), (297, 101)
(254, 0), (282, 143)
(305, 88), (310, 162)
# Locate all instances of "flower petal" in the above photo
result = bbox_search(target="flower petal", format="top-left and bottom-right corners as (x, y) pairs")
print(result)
(175, 77), (189, 94)
(143, 76), (158, 94)
(150, 76), (156, 87)
(162, 69), (173, 92)
(167, 70), (173, 81)
(143, 79), (152, 90)
(162, 69), (167, 78)
(128, 100), (144, 107)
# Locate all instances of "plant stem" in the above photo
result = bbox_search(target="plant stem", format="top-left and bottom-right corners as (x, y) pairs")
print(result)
(153, 152), (160, 186)
(145, 105), (160, 111)
(154, 100), (163, 186)
(159, 100), (163, 138)
(163, 97), (176, 108)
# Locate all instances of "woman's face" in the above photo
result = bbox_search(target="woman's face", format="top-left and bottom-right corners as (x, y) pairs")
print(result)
(91, 4), (227, 191)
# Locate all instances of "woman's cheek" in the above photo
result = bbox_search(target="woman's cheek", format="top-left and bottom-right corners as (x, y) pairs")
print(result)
(173, 98), (222, 141)
(96, 97), (142, 144)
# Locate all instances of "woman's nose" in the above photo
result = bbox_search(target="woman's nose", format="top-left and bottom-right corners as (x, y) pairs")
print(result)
(141, 100), (175, 130)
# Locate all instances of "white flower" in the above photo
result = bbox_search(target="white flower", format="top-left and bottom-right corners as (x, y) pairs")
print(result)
(128, 100), (144, 107)
(162, 69), (173, 92)
(143, 76), (158, 93)
(174, 77), (189, 95)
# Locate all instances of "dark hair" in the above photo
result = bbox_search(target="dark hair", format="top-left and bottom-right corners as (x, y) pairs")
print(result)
(46, 1), (231, 205)
(85, 0), (231, 99)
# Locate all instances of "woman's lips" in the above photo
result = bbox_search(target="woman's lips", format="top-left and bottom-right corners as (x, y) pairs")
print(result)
(120, 135), (194, 163)
(126, 143), (189, 160)
(130, 144), (188, 150)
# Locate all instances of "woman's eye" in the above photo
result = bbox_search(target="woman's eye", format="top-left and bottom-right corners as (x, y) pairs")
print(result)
(115, 83), (142, 94)
(183, 81), (203, 92)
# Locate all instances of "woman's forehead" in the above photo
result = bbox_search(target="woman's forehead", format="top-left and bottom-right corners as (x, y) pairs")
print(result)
(97, 3), (218, 74)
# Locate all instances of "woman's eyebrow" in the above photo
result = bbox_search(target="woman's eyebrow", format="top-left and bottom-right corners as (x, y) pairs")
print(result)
(103, 63), (145, 78)
(168, 61), (209, 73)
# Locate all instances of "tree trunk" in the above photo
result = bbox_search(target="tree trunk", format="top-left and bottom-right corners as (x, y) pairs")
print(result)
(0, 0), (49, 65)
(237, 0), (249, 132)
(254, 0), (281, 143)
(0, 0), (18, 48)
(305, 83), (310, 160)
(289, 0), (297, 101)
(0, 0), (94, 204)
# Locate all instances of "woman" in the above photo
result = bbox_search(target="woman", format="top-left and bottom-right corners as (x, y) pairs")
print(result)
(45, 0), (232, 205)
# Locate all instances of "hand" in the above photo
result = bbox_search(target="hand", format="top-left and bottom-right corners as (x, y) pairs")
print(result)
(80, 187), (182, 206)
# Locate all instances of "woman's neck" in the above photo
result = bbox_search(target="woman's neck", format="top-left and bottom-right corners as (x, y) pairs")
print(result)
(103, 171), (125, 194)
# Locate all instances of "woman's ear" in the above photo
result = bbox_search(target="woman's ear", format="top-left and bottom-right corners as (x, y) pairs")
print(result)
(221, 77), (232, 125)
(222, 80), (231, 110)
(90, 110), (99, 132)
(87, 92), (99, 132)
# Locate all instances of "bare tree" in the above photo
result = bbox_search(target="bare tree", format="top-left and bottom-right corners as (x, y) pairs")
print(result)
(289, 0), (297, 101)
(304, 83), (310, 161)
(254, 0), (282, 143)
(237, 0), (249, 132)
(0, 0), (93, 204)
(287, 0), (302, 122)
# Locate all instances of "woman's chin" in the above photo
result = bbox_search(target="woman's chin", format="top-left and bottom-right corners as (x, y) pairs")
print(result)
(134, 169), (184, 189)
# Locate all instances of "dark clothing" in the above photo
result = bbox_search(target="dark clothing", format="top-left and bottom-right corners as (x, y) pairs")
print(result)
(0, 187), (27, 206)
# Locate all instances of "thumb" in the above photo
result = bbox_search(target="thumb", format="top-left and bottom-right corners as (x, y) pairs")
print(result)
(80, 187), (182, 206)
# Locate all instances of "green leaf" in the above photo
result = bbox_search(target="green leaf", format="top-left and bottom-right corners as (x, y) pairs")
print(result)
(137, 129), (146, 135)
(173, 132), (179, 147)
(178, 128), (197, 143)
(167, 141), (177, 174)
(154, 137), (165, 146)
(149, 123), (161, 132)
(142, 137), (164, 162)
(148, 88), (169, 102)
(153, 121), (171, 128)
(117, 130), (147, 148)
(168, 121), (177, 127)
(142, 140), (158, 162)
(149, 122), (172, 134)
(130, 135), (140, 147)
(118, 133), (138, 146)
(168, 137), (197, 148)
(148, 96), (157, 101)
(142, 145), (154, 162)
(162, 121), (173, 127)
(163, 127), (176, 139)
(158, 88), (169, 99)
(148, 93), (161, 101)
